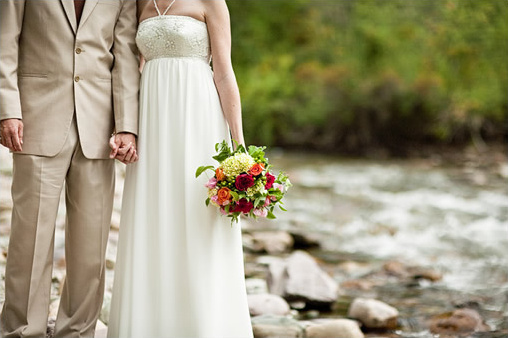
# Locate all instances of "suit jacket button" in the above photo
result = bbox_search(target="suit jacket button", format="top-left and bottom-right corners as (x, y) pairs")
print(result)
(75, 76), (80, 82)
(76, 47), (82, 54)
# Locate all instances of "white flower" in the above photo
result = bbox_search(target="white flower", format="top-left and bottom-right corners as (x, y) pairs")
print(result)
(220, 153), (255, 177)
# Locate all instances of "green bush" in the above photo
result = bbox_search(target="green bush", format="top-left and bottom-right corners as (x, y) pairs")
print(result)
(228, 0), (508, 152)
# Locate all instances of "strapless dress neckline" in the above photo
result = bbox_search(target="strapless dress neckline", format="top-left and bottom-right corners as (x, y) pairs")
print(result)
(139, 14), (206, 27)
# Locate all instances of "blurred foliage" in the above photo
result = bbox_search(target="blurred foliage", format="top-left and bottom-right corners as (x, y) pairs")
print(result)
(227, 0), (508, 153)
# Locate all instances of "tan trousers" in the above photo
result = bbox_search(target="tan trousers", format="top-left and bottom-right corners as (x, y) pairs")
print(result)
(0, 119), (115, 338)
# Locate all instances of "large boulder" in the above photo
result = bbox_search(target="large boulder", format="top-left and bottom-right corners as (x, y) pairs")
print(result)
(248, 294), (291, 316)
(266, 251), (339, 309)
(252, 315), (305, 338)
(305, 319), (365, 338)
(429, 308), (489, 335)
(347, 298), (398, 329)
(247, 231), (294, 254)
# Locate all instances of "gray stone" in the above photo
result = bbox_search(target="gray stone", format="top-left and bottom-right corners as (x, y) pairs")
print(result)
(347, 298), (398, 329)
(252, 315), (305, 338)
(248, 294), (291, 316)
(429, 308), (489, 335)
(305, 319), (365, 338)
(250, 231), (294, 254)
(278, 251), (338, 306)
(246, 278), (269, 295)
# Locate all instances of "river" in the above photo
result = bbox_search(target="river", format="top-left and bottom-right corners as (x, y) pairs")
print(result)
(1, 147), (507, 337)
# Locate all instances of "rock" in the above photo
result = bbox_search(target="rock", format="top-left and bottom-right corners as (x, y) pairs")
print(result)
(305, 319), (365, 338)
(267, 251), (339, 309)
(348, 298), (398, 329)
(341, 279), (375, 291)
(100, 292), (111, 325)
(410, 267), (443, 282)
(284, 251), (339, 306)
(248, 294), (291, 316)
(95, 320), (108, 338)
(252, 315), (305, 338)
(246, 278), (269, 295)
(110, 212), (121, 231)
(48, 298), (60, 320)
(289, 231), (321, 249)
(265, 258), (287, 297)
(250, 231), (294, 254)
(429, 308), (489, 335)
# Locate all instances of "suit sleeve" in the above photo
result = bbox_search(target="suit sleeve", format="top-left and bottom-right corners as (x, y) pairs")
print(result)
(111, 0), (140, 135)
(0, 0), (25, 121)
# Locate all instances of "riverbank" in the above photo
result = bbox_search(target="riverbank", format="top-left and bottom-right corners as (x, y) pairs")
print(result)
(1, 143), (507, 337)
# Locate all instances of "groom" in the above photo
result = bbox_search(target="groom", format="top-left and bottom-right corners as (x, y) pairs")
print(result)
(0, 0), (139, 337)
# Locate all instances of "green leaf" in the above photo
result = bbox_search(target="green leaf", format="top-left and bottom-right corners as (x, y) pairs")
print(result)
(196, 165), (214, 178)
(230, 191), (240, 201)
(279, 205), (287, 212)
(212, 140), (233, 163)
(205, 198), (210, 206)
(267, 210), (276, 219)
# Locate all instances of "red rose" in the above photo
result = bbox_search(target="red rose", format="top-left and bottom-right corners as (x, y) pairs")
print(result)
(265, 172), (275, 189)
(232, 198), (254, 214)
(235, 174), (255, 191)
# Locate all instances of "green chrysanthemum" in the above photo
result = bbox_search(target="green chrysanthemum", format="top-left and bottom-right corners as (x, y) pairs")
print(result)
(220, 153), (255, 177)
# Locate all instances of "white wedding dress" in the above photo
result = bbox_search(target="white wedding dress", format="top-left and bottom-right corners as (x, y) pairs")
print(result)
(107, 5), (253, 338)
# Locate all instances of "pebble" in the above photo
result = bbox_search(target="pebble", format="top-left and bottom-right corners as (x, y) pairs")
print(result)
(248, 294), (291, 316)
(348, 297), (398, 329)
(246, 278), (269, 295)
(429, 308), (489, 335)
(251, 315), (305, 338)
(305, 319), (365, 338)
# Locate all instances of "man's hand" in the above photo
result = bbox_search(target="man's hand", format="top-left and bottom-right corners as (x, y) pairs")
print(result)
(0, 119), (23, 152)
(109, 132), (138, 164)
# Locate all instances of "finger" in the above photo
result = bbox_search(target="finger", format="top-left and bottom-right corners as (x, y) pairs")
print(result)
(12, 132), (22, 152)
(117, 142), (132, 156)
(109, 137), (119, 158)
(132, 152), (139, 163)
(124, 147), (136, 163)
(18, 123), (23, 145)
(4, 135), (14, 151)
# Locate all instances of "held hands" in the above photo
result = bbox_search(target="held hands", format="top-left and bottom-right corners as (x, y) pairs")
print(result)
(0, 119), (24, 152)
(109, 132), (138, 164)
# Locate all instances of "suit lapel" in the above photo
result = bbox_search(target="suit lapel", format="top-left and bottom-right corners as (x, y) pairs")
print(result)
(60, 0), (77, 34)
(78, 0), (99, 30)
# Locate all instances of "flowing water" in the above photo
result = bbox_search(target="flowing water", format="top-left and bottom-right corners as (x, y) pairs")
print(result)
(1, 148), (507, 336)
(263, 150), (508, 336)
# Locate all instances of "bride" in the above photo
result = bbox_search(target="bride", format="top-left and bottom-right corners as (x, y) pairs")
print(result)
(107, 0), (253, 337)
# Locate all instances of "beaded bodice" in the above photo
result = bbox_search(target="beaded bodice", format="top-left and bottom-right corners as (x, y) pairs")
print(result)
(136, 16), (211, 63)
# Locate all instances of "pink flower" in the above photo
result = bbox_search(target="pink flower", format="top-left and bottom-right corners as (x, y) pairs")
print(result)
(253, 208), (268, 218)
(273, 183), (284, 192)
(270, 195), (278, 201)
(264, 197), (271, 207)
(205, 177), (217, 189)
(210, 195), (219, 204)
(220, 207), (228, 215)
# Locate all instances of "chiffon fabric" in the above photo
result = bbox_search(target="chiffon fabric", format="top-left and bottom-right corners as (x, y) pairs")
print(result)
(107, 15), (253, 338)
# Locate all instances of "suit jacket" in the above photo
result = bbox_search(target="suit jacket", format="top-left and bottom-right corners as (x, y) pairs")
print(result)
(0, 0), (140, 159)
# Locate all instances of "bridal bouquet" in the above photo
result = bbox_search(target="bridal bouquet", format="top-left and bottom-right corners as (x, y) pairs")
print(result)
(196, 141), (291, 224)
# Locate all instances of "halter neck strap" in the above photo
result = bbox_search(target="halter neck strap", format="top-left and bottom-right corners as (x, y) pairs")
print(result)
(153, 0), (176, 16)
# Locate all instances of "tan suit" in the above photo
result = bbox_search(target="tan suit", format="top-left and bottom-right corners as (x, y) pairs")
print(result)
(0, 0), (139, 337)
